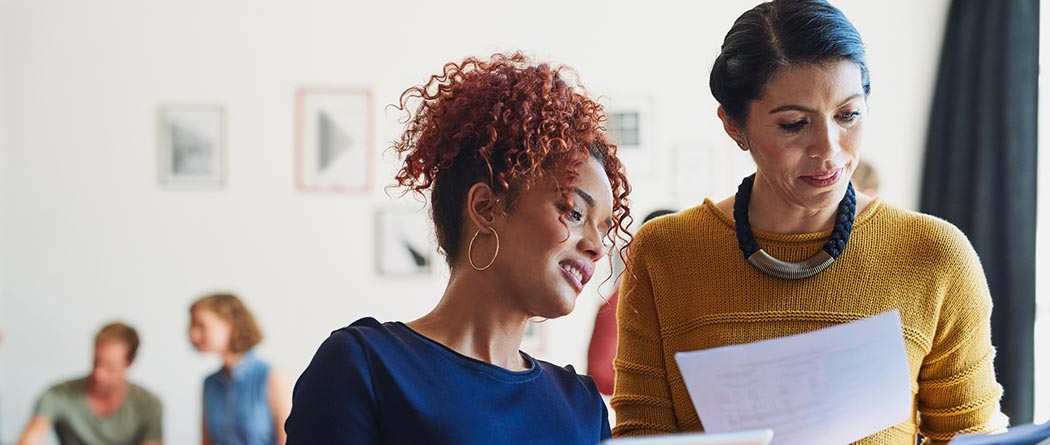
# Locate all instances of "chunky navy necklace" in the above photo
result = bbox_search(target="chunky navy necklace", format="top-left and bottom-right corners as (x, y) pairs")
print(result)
(733, 174), (856, 279)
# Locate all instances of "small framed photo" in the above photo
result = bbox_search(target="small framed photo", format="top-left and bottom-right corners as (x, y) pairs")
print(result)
(295, 87), (373, 193)
(609, 110), (642, 148)
(603, 95), (656, 176)
(157, 105), (226, 187)
(375, 209), (435, 276)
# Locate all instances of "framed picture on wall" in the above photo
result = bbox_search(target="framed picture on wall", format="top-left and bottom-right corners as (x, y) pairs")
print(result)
(157, 104), (226, 187)
(375, 209), (435, 276)
(603, 94), (656, 177)
(295, 87), (373, 193)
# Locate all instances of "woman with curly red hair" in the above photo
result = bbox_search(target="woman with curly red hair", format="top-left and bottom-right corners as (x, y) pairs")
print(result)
(284, 52), (632, 444)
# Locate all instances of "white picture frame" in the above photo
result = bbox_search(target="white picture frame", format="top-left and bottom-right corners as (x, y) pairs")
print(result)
(157, 104), (226, 187)
(295, 87), (373, 194)
(375, 209), (435, 276)
(603, 94), (656, 176)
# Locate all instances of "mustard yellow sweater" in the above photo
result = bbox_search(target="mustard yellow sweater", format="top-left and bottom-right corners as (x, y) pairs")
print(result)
(612, 198), (1005, 444)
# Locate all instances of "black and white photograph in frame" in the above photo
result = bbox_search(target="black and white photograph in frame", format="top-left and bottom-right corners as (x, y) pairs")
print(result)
(157, 104), (226, 187)
(375, 209), (434, 276)
(295, 87), (373, 193)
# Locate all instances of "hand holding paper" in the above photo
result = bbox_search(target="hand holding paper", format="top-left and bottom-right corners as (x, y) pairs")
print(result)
(674, 310), (912, 445)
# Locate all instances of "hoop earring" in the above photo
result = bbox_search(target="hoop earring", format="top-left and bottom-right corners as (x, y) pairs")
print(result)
(468, 227), (500, 271)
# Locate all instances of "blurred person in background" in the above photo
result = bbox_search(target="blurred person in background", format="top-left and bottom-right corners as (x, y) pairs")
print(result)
(851, 158), (879, 196)
(586, 208), (675, 395)
(189, 293), (291, 445)
(17, 322), (163, 445)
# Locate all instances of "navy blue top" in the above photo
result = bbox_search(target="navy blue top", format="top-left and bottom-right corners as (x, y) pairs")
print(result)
(203, 350), (277, 445)
(285, 318), (611, 445)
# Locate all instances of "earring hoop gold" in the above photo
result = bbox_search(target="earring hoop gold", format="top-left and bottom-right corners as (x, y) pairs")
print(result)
(468, 227), (500, 271)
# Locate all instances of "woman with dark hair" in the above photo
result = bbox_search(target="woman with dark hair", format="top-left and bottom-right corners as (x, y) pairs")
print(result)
(285, 52), (632, 444)
(189, 293), (291, 445)
(612, 1), (1004, 443)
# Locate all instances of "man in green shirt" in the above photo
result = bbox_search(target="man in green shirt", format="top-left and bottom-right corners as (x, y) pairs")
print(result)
(17, 322), (163, 445)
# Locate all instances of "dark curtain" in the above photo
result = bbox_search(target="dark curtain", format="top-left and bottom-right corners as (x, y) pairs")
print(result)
(920, 0), (1039, 424)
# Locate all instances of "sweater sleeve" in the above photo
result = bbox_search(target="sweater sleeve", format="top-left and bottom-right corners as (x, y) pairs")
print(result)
(285, 330), (380, 444)
(611, 232), (679, 436)
(917, 233), (1006, 444)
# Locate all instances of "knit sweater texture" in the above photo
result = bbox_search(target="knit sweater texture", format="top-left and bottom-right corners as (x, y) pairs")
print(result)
(612, 197), (1005, 444)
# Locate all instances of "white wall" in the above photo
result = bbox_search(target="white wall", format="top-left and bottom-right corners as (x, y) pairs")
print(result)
(0, 0), (9, 440)
(0, 1), (950, 443)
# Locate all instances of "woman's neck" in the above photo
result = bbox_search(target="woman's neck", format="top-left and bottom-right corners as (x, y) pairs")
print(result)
(407, 271), (531, 371)
(748, 179), (838, 234)
(717, 176), (875, 234)
(221, 351), (245, 371)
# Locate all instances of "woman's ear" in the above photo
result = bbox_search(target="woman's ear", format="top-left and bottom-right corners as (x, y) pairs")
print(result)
(717, 106), (747, 150)
(465, 182), (498, 233)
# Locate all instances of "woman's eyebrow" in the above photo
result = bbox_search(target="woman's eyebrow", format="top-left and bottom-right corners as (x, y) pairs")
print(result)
(574, 187), (613, 229)
(768, 93), (865, 114)
(573, 187), (596, 208)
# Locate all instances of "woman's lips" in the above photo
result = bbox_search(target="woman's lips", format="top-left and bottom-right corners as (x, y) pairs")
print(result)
(800, 168), (842, 187)
(559, 259), (593, 293)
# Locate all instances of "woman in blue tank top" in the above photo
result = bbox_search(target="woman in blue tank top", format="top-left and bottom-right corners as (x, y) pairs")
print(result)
(285, 52), (634, 445)
(190, 293), (292, 445)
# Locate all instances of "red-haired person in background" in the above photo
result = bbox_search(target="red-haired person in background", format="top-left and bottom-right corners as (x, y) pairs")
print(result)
(285, 52), (633, 445)
(587, 209), (675, 395)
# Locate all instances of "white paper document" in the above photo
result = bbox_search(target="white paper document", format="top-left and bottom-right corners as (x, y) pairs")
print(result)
(602, 429), (774, 445)
(947, 421), (1050, 445)
(674, 310), (912, 445)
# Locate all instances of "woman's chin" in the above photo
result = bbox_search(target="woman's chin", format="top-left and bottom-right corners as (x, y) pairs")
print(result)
(534, 297), (577, 320)
(798, 184), (849, 209)
(553, 295), (579, 318)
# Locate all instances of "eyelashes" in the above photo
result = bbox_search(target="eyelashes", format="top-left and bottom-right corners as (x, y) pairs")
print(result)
(780, 120), (807, 133)
(838, 110), (861, 123)
(556, 201), (613, 251)
(565, 208), (585, 225)
(778, 110), (862, 134)
(556, 202), (585, 226)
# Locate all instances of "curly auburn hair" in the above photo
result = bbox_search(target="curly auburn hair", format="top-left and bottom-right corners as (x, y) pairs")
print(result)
(190, 293), (262, 354)
(392, 52), (633, 267)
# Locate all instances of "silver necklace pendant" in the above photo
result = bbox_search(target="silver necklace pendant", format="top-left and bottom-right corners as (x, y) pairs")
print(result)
(733, 174), (856, 280)
(746, 249), (835, 280)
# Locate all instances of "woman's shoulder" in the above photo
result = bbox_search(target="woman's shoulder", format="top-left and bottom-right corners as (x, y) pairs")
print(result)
(860, 200), (982, 276)
(294, 318), (401, 390)
(633, 200), (726, 245)
(336, 316), (393, 337)
(532, 358), (603, 401)
(316, 317), (402, 356)
(868, 200), (972, 248)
